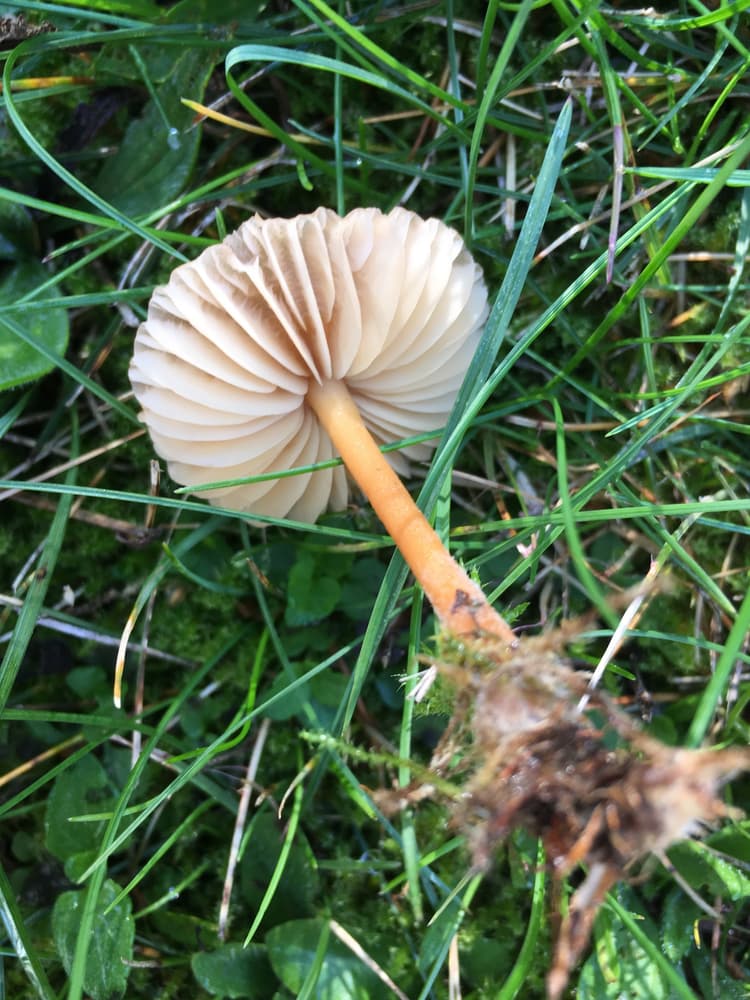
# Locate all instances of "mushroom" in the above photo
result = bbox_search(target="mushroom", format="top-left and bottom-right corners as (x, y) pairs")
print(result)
(130, 206), (514, 642)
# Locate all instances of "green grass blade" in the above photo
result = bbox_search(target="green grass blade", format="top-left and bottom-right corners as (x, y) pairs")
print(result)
(686, 585), (750, 748)
(225, 44), (463, 140)
(463, 0), (535, 238)
(497, 841), (546, 1000)
(243, 784), (303, 945)
(605, 893), (699, 1000)
(0, 427), (76, 714)
(554, 129), (750, 382)
(431, 98), (573, 489)
(0, 863), (56, 1000)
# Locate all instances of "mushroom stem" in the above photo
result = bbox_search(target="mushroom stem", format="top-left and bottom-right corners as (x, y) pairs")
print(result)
(307, 378), (515, 644)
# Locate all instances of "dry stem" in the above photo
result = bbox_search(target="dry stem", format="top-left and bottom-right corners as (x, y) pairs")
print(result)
(411, 633), (750, 1000)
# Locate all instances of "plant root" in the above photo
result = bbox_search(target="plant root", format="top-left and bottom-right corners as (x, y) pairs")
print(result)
(378, 626), (750, 998)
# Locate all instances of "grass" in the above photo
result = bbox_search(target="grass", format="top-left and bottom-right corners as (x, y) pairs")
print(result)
(1, 1), (749, 998)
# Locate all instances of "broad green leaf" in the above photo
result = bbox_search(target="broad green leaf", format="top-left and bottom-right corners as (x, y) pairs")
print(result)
(239, 812), (319, 928)
(151, 907), (217, 948)
(191, 943), (275, 998)
(339, 558), (385, 622)
(690, 951), (748, 1000)
(662, 887), (700, 962)
(94, 43), (189, 86)
(265, 918), (389, 1000)
(52, 878), (134, 1000)
(0, 259), (69, 390)
(44, 754), (111, 863)
(65, 666), (110, 699)
(704, 827), (750, 864)
(285, 551), (341, 627)
(0, 201), (38, 259)
(308, 672), (350, 728)
(162, 0), (265, 24)
(93, 48), (216, 218)
(260, 668), (311, 721)
(579, 902), (671, 999)
(459, 934), (518, 989)
(49, 0), (159, 14)
(669, 841), (750, 901)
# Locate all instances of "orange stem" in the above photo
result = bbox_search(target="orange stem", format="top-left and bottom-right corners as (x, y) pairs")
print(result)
(307, 379), (515, 644)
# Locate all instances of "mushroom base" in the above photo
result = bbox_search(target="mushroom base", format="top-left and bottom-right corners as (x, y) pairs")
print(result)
(377, 628), (750, 999)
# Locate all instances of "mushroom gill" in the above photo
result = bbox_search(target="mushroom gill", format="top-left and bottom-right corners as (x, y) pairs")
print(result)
(129, 206), (488, 524)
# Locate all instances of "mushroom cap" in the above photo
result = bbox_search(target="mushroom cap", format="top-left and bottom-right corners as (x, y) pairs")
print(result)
(129, 206), (488, 522)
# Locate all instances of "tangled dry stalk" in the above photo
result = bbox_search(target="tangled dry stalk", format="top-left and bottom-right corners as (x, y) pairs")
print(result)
(380, 620), (750, 998)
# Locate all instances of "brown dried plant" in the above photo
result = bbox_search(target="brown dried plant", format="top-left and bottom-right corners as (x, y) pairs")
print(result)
(379, 624), (750, 999)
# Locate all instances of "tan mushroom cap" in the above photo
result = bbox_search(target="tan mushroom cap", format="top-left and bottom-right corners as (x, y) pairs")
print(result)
(129, 206), (488, 522)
